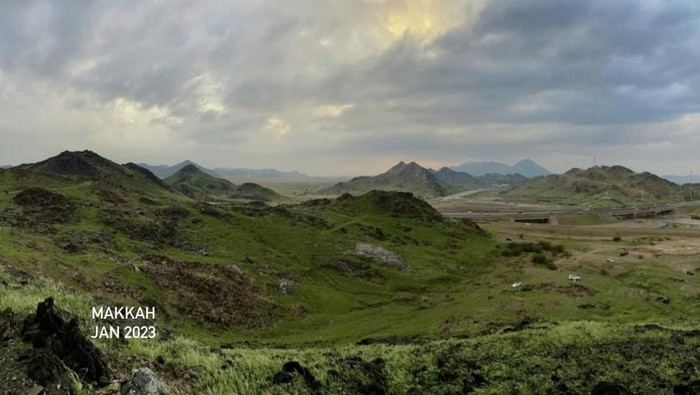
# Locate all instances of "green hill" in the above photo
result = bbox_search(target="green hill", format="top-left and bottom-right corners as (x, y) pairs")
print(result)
(233, 182), (282, 201)
(507, 165), (687, 206)
(1, 151), (699, 394)
(165, 164), (237, 198)
(322, 161), (453, 198)
(0, 153), (492, 342)
(6, 150), (172, 201)
(323, 162), (531, 198)
(165, 164), (281, 201)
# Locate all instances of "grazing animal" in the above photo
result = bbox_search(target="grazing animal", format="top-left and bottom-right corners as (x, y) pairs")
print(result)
(506, 238), (513, 242)
(619, 250), (629, 257)
(568, 274), (581, 282)
(606, 257), (615, 263)
(512, 282), (522, 288)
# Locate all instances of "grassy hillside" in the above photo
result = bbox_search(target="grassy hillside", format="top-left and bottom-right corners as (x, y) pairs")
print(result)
(323, 161), (451, 198)
(0, 155), (493, 344)
(165, 163), (281, 202)
(1, 152), (699, 393)
(508, 165), (688, 207)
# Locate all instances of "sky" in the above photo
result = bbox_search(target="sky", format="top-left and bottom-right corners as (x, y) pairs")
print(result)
(1, 0), (699, 177)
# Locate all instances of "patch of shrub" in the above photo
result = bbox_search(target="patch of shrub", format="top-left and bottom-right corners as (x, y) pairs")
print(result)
(613, 236), (622, 242)
(537, 241), (552, 250)
(503, 241), (567, 257)
(531, 254), (557, 270)
(532, 254), (547, 264)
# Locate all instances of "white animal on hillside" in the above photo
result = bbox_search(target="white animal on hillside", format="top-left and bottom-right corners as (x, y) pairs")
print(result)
(606, 257), (615, 263)
(512, 282), (522, 288)
(568, 274), (581, 282)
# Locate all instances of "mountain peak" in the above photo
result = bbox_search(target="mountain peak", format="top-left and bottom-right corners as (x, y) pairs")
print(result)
(28, 150), (122, 179)
(388, 161), (407, 171)
(179, 163), (203, 174)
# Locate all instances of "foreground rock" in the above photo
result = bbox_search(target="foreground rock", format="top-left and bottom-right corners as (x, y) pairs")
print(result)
(0, 297), (112, 394)
(120, 368), (169, 395)
(22, 297), (112, 384)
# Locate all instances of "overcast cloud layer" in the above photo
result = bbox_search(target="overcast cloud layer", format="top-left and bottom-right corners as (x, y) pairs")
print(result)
(1, 0), (699, 176)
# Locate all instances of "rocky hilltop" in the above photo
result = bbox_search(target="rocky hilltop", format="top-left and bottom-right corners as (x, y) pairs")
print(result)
(507, 165), (689, 206)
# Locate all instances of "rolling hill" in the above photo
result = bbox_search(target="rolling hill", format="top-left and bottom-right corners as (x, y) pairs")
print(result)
(323, 161), (528, 198)
(431, 167), (478, 189)
(8, 150), (170, 199)
(164, 164), (281, 201)
(507, 165), (689, 206)
(322, 161), (450, 198)
(1, 151), (699, 394)
(452, 159), (550, 178)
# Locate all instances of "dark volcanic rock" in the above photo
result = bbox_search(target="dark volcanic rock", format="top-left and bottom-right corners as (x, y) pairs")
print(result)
(20, 349), (81, 391)
(460, 218), (488, 236)
(21, 297), (111, 384)
(0, 307), (20, 341)
(332, 190), (444, 221)
(12, 187), (76, 224)
(274, 361), (321, 391)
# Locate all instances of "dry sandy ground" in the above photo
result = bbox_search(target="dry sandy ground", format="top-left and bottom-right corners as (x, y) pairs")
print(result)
(487, 221), (700, 239)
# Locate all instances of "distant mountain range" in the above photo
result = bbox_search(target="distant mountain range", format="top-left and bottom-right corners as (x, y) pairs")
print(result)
(322, 161), (528, 198)
(451, 159), (550, 178)
(139, 160), (313, 181)
(507, 165), (697, 207)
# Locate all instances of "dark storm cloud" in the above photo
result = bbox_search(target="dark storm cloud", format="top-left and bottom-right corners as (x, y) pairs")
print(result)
(0, 1), (93, 77)
(329, 0), (700, 130)
(1, 0), (700, 175)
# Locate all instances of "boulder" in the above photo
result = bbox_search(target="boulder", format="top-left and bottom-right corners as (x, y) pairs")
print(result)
(21, 297), (111, 384)
(353, 243), (411, 272)
(120, 368), (168, 395)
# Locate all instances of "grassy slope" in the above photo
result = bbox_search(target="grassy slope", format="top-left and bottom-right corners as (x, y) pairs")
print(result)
(165, 164), (282, 202)
(1, 159), (700, 393)
(322, 162), (452, 198)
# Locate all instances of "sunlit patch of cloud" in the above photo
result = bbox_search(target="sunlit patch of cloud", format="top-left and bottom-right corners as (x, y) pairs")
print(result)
(263, 116), (291, 141)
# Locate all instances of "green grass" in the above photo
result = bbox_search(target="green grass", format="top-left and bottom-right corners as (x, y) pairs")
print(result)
(3, 268), (697, 394)
(2, 159), (700, 392)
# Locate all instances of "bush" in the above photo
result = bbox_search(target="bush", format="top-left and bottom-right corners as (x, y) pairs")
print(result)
(537, 241), (553, 250)
(532, 254), (548, 264)
(531, 254), (557, 270)
(551, 245), (565, 254)
(613, 236), (622, 242)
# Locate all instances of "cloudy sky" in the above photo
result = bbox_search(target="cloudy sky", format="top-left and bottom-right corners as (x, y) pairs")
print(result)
(1, 0), (699, 176)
